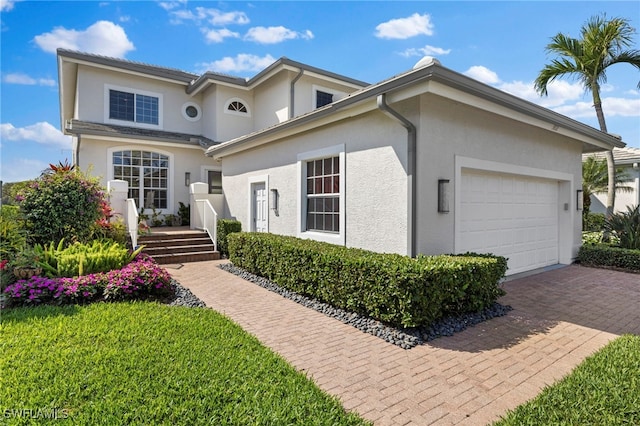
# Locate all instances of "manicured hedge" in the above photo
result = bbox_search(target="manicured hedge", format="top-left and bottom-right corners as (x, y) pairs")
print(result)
(227, 232), (508, 328)
(216, 219), (242, 257)
(577, 244), (640, 273)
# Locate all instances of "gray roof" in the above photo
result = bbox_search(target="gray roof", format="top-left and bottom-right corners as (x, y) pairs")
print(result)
(187, 57), (369, 94)
(583, 147), (640, 165)
(65, 120), (218, 148)
(57, 49), (199, 84)
(57, 49), (369, 93)
(207, 60), (626, 159)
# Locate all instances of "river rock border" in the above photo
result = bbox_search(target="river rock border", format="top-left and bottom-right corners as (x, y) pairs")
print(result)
(219, 263), (512, 350)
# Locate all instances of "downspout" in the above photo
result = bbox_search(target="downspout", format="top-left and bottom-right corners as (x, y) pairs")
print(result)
(290, 68), (304, 119)
(377, 93), (417, 257)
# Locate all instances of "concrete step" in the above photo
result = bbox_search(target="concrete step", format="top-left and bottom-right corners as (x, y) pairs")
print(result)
(137, 229), (218, 264)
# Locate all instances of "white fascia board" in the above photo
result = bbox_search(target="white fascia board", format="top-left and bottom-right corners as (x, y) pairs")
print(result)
(80, 133), (206, 151)
(61, 56), (191, 87)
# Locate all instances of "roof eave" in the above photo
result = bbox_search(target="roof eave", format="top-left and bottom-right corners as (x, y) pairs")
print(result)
(207, 63), (624, 159)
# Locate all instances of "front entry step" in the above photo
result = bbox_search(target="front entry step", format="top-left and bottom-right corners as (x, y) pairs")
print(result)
(138, 227), (220, 264)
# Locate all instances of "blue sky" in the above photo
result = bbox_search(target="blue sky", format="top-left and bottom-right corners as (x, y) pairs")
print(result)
(1, 0), (639, 183)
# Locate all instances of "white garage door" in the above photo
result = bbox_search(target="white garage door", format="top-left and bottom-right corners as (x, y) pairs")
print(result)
(458, 170), (559, 275)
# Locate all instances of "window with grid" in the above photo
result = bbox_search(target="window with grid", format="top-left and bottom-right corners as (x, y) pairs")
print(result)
(306, 156), (340, 233)
(113, 150), (168, 209)
(315, 90), (334, 108)
(109, 90), (159, 125)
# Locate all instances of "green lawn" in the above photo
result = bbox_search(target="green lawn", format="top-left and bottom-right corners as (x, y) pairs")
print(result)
(495, 334), (640, 425)
(1, 302), (369, 425)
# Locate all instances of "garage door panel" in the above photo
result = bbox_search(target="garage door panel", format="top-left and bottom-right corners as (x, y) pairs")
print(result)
(459, 170), (559, 275)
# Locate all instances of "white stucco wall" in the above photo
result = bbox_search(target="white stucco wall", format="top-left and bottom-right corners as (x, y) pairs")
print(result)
(75, 65), (204, 135)
(213, 85), (255, 142)
(78, 137), (216, 214)
(591, 165), (640, 213)
(415, 93), (583, 263)
(221, 111), (409, 255)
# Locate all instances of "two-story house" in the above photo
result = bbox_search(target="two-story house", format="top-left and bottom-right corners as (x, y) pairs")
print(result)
(58, 50), (624, 276)
(57, 49), (367, 216)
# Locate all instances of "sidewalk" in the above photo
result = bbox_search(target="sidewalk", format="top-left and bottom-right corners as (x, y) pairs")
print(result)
(166, 261), (640, 425)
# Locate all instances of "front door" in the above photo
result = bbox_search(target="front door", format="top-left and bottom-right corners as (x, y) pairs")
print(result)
(251, 182), (268, 232)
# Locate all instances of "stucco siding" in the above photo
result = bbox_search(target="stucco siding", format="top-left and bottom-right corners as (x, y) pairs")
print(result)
(415, 93), (583, 263)
(213, 85), (254, 142)
(253, 73), (290, 131)
(75, 66), (204, 135)
(222, 111), (409, 254)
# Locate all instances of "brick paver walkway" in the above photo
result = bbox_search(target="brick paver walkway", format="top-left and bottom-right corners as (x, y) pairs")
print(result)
(167, 261), (640, 425)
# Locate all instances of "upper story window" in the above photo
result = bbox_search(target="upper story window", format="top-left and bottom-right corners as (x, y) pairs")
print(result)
(228, 101), (247, 113)
(105, 85), (162, 128)
(224, 97), (251, 117)
(315, 90), (334, 108)
(181, 102), (201, 122)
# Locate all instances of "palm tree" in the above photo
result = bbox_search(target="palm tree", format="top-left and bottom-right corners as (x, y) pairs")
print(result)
(535, 14), (640, 219)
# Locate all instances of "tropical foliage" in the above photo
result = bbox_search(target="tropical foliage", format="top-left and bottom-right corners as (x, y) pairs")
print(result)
(535, 14), (640, 217)
(17, 164), (106, 245)
(582, 156), (630, 214)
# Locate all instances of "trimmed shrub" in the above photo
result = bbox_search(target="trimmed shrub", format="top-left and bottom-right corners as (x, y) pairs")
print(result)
(577, 244), (640, 273)
(217, 219), (242, 257)
(228, 233), (507, 328)
(17, 167), (106, 245)
(583, 212), (606, 232)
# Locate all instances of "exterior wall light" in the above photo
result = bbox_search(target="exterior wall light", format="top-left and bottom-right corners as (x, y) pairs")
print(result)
(270, 188), (279, 216)
(185, 172), (191, 187)
(577, 189), (583, 211)
(438, 179), (450, 213)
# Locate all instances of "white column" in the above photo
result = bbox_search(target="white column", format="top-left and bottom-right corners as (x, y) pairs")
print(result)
(107, 180), (128, 222)
(189, 182), (209, 230)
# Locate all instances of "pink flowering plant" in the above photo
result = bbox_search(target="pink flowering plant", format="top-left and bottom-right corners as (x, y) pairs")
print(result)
(3, 255), (172, 307)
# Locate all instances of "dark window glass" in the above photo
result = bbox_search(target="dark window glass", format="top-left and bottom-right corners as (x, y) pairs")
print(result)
(316, 90), (333, 108)
(305, 155), (340, 233)
(109, 90), (134, 121)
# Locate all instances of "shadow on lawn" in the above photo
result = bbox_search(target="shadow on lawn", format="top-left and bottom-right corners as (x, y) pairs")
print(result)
(1, 303), (81, 323)
(428, 264), (640, 353)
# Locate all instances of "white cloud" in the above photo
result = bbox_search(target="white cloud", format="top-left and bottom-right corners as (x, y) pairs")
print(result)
(375, 13), (434, 39)
(464, 65), (500, 85)
(199, 54), (276, 74)
(554, 97), (640, 118)
(33, 21), (135, 57)
(244, 26), (313, 44)
(203, 28), (240, 44)
(3, 73), (55, 86)
(625, 89), (640, 96)
(0, 122), (72, 149)
(0, 158), (50, 182)
(119, 15), (131, 23)
(158, 0), (187, 11)
(170, 7), (249, 26)
(1, 0), (15, 12)
(400, 45), (451, 58)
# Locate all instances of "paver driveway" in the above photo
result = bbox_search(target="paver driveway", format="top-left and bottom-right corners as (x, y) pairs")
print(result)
(167, 262), (639, 425)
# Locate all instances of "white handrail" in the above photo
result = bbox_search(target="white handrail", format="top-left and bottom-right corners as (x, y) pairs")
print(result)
(194, 199), (218, 251)
(125, 198), (139, 249)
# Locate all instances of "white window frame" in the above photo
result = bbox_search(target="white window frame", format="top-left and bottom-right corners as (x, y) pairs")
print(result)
(107, 146), (174, 214)
(297, 144), (345, 245)
(181, 101), (202, 122)
(224, 97), (252, 117)
(104, 84), (164, 129)
(311, 84), (346, 110)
